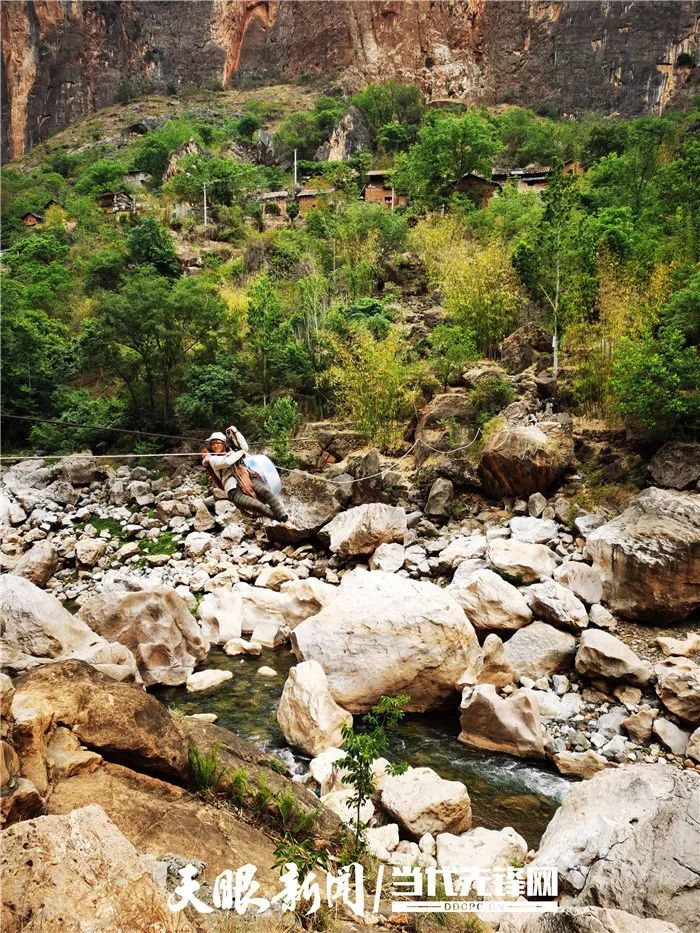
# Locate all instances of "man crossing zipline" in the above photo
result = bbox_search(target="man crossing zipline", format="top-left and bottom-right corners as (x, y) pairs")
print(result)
(200, 425), (288, 522)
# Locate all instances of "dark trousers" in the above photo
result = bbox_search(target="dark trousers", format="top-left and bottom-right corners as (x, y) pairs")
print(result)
(228, 478), (287, 521)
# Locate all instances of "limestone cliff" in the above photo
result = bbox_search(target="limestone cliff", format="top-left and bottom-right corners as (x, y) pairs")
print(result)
(2, 0), (699, 159)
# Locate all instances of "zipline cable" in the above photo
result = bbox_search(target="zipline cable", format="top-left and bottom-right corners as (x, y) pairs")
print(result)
(0, 412), (324, 448)
(0, 423), (482, 488)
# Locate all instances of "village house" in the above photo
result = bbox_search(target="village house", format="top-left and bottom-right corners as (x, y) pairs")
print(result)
(21, 211), (44, 227)
(362, 170), (408, 208)
(257, 190), (289, 215)
(453, 173), (502, 207)
(492, 164), (551, 192)
(295, 188), (335, 215)
(97, 191), (136, 214)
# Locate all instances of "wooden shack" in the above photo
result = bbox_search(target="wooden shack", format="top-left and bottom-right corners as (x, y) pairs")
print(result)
(21, 212), (44, 227)
(453, 173), (501, 207)
(295, 188), (335, 215)
(507, 164), (551, 193)
(362, 170), (408, 208)
(257, 190), (289, 215)
(97, 191), (136, 214)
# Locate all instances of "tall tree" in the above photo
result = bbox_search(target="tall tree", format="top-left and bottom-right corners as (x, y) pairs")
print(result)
(394, 111), (502, 208)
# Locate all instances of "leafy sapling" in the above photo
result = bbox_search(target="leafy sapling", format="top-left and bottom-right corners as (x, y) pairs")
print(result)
(339, 694), (410, 850)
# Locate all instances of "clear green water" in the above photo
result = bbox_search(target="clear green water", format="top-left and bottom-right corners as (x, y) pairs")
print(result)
(155, 647), (572, 849)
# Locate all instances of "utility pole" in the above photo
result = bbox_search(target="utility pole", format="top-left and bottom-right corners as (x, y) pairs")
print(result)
(203, 182), (208, 229)
(293, 149), (298, 189)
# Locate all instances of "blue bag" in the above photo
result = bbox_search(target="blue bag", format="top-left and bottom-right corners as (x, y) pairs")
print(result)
(243, 454), (282, 495)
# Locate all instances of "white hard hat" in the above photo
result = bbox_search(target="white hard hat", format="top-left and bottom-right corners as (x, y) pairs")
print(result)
(205, 431), (227, 444)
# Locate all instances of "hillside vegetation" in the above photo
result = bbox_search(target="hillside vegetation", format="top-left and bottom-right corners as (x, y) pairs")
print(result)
(2, 81), (698, 456)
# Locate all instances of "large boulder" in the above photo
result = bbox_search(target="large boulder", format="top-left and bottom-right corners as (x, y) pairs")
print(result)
(78, 588), (209, 686)
(528, 763), (700, 932)
(319, 503), (407, 556)
(448, 568), (532, 632)
(575, 630), (652, 687)
(266, 471), (341, 545)
(45, 760), (296, 895)
(1, 805), (190, 933)
(11, 660), (188, 781)
(476, 634), (517, 688)
(499, 322), (552, 374)
(13, 541), (59, 585)
(436, 826), (527, 872)
(509, 516), (558, 544)
(478, 423), (575, 499)
(459, 685), (544, 758)
(0, 574), (138, 681)
(55, 453), (105, 486)
(499, 907), (684, 933)
(654, 657), (700, 725)
(488, 539), (558, 583)
(584, 488), (700, 622)
(414, 391), (477, 459)
(276, 661), (353, 757)
(553, 561), (604, 606)
(197, 589), (243, 644)
(380, 767), (472, 837)
(217, 578), (337, 648)
(649, 441), (700, 490)
(502, 622), (576, 680)
(424, 477), (454, 521)
(525, 580), (589, 633)
(291, 569), (481, 712)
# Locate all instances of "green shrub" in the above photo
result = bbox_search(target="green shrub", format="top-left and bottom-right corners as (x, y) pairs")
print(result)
(226, 768), (250, 807)
(188, 743), (228, 794)
(469, 375), (516, 427)
(273, 784), (319, 839)
(264, 396), (301, 468)
(340, 695), (409, 845)
(251, 772), (274, 817)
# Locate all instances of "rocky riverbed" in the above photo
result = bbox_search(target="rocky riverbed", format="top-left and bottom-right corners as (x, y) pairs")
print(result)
(1, 419), (699, 931)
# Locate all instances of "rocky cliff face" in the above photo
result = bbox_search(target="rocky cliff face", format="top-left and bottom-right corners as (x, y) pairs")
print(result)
(3, 0), (699, 159)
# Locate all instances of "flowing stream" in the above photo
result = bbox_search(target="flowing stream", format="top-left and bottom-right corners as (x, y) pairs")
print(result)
(155, 648), (573, 850)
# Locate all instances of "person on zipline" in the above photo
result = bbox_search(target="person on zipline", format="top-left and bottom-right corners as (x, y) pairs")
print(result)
(201, 427), (288, 522)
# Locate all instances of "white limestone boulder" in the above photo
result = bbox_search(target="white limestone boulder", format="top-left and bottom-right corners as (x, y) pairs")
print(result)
(291, 569), (481, 712)
(575, 630), (652, 687)
(0, 574), (138, 682)
(488, 539), (558, 584)
(448, 568), (532, 632)
(380, 767), (472, 837)
(459, 685), (545, 758)
(503, 622), (576, 680)
(525, 580), (589, 633)
(553, 561), (603, 606)
(319, 503), (407, 556)
(528, 763), (700, 932)
(276, 661), (353, 757)
(584, 488), (700, 622)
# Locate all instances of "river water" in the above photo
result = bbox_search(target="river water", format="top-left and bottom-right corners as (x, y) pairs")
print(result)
(155, 647), (573, 850)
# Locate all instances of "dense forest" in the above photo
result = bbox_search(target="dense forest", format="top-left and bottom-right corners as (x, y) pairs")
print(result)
(2, 81), (698, 459)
